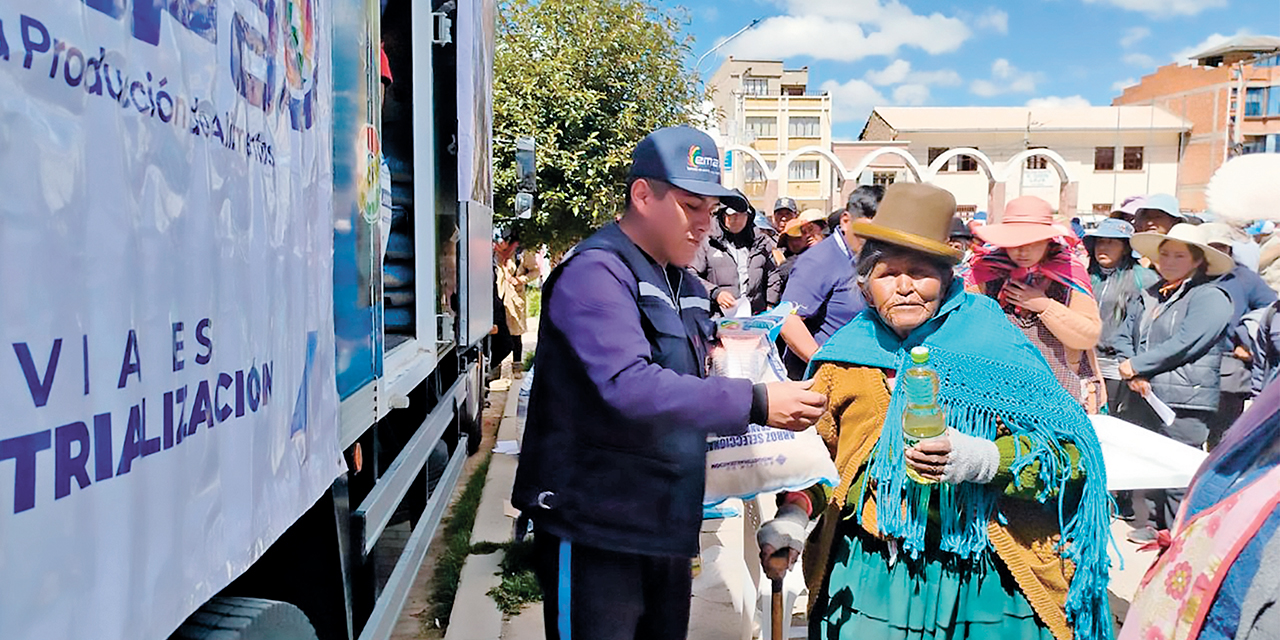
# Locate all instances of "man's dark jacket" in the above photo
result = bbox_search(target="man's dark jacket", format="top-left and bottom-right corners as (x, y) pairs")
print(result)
(512, 224), (755, 558)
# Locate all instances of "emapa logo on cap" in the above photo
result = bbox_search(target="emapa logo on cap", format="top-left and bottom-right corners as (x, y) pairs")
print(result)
(686, 145), (719, 174)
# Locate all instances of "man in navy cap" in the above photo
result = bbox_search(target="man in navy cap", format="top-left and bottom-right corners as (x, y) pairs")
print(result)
(512, 125), (826, 640)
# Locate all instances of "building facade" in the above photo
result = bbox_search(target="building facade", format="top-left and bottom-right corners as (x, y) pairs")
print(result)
(859, 106), (1190, 220)
(707, 58), (837, 213)
(1113, 36), (1280, 210)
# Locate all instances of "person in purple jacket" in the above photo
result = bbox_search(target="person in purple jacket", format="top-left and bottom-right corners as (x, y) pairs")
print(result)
(776, 185), (881, 379)
(510, 126), (826, 640)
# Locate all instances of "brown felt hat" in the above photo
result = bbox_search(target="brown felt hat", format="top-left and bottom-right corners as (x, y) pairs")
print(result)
(851, 183), (964, 263)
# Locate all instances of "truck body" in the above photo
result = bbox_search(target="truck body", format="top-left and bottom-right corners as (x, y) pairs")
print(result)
(0, 0), (494, 638)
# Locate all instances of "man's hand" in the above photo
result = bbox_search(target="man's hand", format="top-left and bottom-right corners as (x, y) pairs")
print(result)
(764, 379), (826, 431)
(1234, 344), (1254, 362)
(1118, 359), (1137, 380)
(716, 290), (738, 310)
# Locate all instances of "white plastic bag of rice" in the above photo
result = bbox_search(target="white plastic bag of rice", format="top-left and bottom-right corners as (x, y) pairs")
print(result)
(705, 305), (838, 506)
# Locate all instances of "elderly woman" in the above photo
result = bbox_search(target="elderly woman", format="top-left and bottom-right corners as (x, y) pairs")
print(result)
(756, 184), (1113, 640)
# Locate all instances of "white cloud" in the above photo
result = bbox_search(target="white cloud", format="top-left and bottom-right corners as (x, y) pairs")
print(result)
(1112, 78), (1138, 91)
(970, 58), (1039, 97)
(1026, 95), (1092, 108)
(892, 84), (931, 105)
(821, 78), (887, 123)
(720, 0), (972, 63)
(1172, 30), (1249, 65)
(1082, 0), (1227, 18)
(864, 60), (963, 87)
(865, 60), (911, 85)
(1123, 52), (1158, 68)
(1120, 26), (1150, 49)
(974, 8), (1009, 34)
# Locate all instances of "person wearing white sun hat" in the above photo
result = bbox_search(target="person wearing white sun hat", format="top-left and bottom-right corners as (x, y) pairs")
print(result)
(1116, 223), (1235, 544)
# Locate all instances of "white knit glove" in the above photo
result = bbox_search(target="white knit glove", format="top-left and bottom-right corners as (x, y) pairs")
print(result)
(756, 502), (810, 555)
(941, 428), (1000, 485)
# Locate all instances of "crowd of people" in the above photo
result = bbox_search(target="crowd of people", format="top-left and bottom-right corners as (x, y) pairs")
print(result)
(509, 124), (1280, 640)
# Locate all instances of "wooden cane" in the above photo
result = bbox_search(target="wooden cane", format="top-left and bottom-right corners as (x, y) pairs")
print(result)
(767, 551), (791, 640)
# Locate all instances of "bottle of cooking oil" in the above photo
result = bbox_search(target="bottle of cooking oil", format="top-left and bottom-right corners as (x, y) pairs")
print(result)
(902, 346), (946, 484)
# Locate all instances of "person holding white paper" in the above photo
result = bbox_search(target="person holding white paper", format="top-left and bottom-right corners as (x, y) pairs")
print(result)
(1116, 223), (1235, 544)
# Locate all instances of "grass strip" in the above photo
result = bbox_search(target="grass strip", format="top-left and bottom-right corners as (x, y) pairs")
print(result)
(486, 537), (543, 616)
(427, 453), (493, 629)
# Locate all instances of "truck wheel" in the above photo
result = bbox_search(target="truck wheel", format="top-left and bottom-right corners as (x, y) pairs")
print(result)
(171, 597), (319, 640)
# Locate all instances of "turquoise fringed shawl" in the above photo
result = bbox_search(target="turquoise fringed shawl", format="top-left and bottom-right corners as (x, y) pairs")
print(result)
(810, 282), (1114, 640)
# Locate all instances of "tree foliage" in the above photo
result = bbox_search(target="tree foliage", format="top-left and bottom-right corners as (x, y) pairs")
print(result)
(492, 0), (704, 253)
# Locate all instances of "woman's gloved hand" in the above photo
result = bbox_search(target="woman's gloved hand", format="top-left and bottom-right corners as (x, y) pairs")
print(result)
(757, 501), (809, 580)
(906, 429), (999, 485)
(941, 428), (999, 484)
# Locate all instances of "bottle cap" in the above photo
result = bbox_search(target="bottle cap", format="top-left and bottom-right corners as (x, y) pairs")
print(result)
(910, 346), (930, 365)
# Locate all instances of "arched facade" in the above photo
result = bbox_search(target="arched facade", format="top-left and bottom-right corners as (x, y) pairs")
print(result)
(723, 143), (1079, 221)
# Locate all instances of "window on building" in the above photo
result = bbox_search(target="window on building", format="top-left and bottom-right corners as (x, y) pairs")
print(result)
(742, 76), (769, 96)
(872, 171), (896, 187)
(1246, 87), (1266, 116)
(744, 161), (768, 183)
(1025, 147), (1049, 170)
(1093, 203), (1113, 215)
(1257, 54), (1280, 68)
(1270, 86), (1280, 117)
(955, 153), (979, 172)
(1123, 146), (1144, 171)
(744, 117), (776, 138)
(788, 160), (819, 181)
(781, 85), (805, 96)
(789, 116), (821, 138)
(928, 147), (950, 172)
(1094, 147), (1115, 171)
(1242, 136), (1268, 155)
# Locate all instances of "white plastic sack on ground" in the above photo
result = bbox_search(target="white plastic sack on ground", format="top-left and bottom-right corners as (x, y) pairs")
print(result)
(705, 305), (838, 506)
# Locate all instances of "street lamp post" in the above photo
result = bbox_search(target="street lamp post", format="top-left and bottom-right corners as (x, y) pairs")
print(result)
(693, 18), (762, 73)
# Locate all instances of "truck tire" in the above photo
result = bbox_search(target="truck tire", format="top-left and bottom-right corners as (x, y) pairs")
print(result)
(170, 597), (319, 640)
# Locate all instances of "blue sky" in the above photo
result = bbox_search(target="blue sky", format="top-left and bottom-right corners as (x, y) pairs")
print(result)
(654, 0), (1279, 139)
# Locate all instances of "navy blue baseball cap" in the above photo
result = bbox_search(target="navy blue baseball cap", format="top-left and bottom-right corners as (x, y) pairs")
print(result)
(629, 126), (749, 212)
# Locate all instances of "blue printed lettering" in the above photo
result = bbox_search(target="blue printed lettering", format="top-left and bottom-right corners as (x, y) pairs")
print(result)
(54, 422), (91, 499)
(247, 365), (261, 412)
(20, 15), (49, 70)
(187, 379), (213, 435)
(93, 412), (114, 481)
(117, 329), (141, 388)
(162, 390), (175, 449)
(215, 373), (233, 422)
(1, 430), (51, 513)
(195, 318), (212, 365)
(235, 369), (245, 417)
(261, 361), (271, 405)
(173, 386), (187, 444)
(172, 321), (184, 371)
(0, 18), (10, 61)
(13, 339), (61, 408)
(116, 400), (157, 475)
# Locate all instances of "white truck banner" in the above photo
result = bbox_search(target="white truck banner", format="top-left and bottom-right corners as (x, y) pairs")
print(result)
(0, 1), (343, 639)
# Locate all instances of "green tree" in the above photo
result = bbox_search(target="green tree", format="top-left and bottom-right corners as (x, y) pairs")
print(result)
(492, 0), (705, 253)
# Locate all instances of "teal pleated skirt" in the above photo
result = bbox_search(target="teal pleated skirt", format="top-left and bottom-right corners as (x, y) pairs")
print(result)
(809, 515), (1056, 640)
